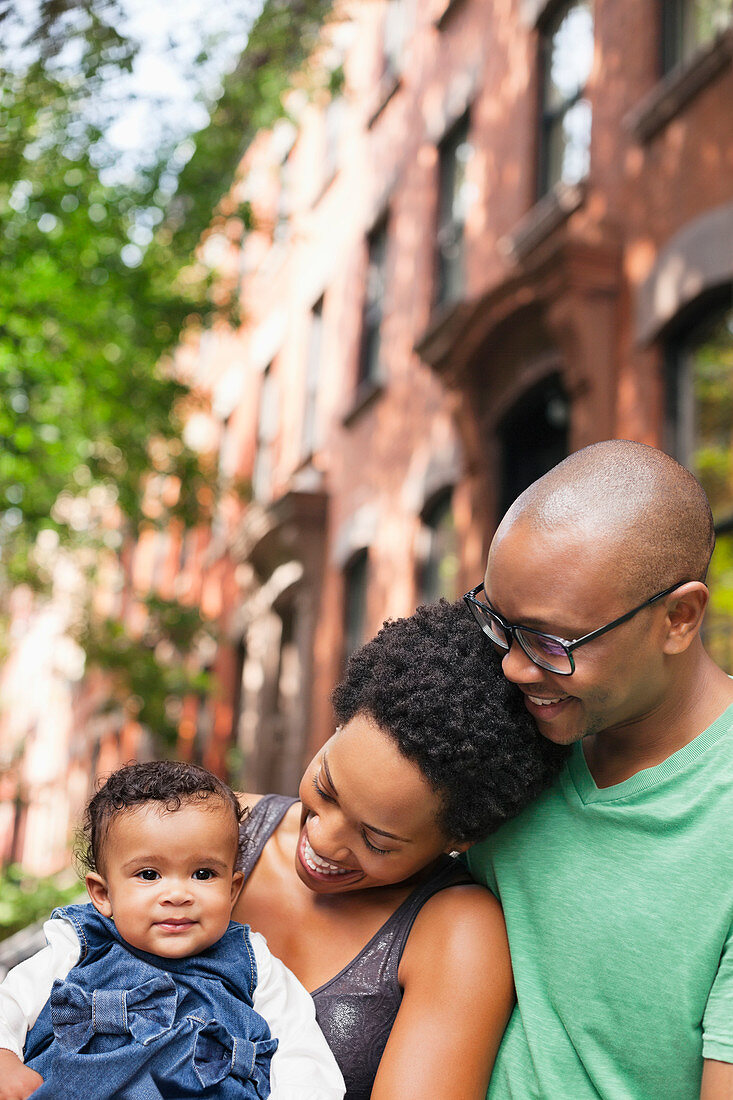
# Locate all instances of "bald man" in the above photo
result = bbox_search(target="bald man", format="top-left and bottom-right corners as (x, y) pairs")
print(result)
(464, 441), (733, 1100)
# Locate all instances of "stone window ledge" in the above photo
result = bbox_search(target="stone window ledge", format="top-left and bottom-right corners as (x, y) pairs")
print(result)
(435, 0), (467, 30)
(342, 378), (384, 426)
(367, 74), (401, 128)
(625, 28), (733, 144)
(498, 180), (586, 264)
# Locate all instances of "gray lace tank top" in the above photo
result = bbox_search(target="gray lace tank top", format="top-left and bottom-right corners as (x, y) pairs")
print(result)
(240, 794), (471, 1099)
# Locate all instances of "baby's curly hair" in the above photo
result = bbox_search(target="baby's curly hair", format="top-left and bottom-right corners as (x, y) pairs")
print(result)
(331, 599), (568, 843)
(77, 760), (246, 874)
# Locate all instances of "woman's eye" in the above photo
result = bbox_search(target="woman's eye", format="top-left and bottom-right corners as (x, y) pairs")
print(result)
(362, 833), (390, 856)
(192, 868), (215, 880)
(137, 869), (159, 881)
(312, 775), (335, 803)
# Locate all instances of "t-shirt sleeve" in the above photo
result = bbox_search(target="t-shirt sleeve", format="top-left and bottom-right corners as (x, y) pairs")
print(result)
(702, 923), (733, 1063)
(0, 916), (79, 1058)
(464, 838), (499, 897)
(250, 930), (345, 1099)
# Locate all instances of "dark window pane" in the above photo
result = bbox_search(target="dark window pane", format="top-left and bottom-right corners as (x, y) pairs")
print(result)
(435, 113), (471, 307)
(358, 221), (388, 387)
(498, 374), (570, 518)
(344, 550), (368, 664)
(419, 490), (459, 603)
(662, 0), (732, 71)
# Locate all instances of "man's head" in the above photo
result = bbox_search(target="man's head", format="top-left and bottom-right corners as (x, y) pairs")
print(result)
(480, 440), (714, 744)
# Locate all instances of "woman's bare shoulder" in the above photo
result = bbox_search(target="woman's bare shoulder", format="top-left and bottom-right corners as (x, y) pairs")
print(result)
(237, 792), (301, 836)
(237, 791), (265, 811)
(400, 881), (506, 981)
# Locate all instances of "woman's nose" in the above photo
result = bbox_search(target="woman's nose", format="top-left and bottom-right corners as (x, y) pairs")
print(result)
(307, 811), (352, 862)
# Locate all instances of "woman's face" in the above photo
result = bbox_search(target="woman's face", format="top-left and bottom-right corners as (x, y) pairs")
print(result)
(296, 713), (454, 894)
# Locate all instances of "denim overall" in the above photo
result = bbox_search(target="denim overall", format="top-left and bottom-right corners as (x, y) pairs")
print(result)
(24, 903), (278, 1099)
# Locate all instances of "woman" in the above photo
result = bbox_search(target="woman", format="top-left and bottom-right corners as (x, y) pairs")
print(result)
(234, 599), (564, 1099)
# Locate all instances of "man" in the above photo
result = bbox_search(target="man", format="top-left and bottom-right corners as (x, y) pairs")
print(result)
(464, 440), (733, 1099)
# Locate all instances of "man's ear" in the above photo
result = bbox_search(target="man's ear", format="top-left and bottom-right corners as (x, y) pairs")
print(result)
(86, 872), (113, 917)
(230, 871), (245, 908)
(662, 581), (709, 655)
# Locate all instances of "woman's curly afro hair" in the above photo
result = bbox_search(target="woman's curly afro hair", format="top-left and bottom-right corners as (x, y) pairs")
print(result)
(331, 599), (568, 844)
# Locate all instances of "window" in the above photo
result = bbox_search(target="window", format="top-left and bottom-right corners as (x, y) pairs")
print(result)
(252, 364), (278, 503)
(668, 297), (733, 669)
(418, 489), (459, 603)
(302, 299), (323, 459)
(323, 97), (345, 189)
(662, 0), (732, 72)
(435, 112), (472, 308)
(357, 218), (389, 390)
(382, 0), (407, 80)
(343, 550), (368, 665)
(498, 374), (570, 519)
(274, 157), (292, 245)
(539, 0), (594, 196)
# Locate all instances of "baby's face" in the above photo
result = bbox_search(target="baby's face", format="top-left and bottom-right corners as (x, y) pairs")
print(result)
(86, 799), (243, 958)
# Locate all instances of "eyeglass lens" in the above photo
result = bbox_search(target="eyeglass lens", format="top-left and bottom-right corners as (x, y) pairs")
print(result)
(468, 601), (573, 674)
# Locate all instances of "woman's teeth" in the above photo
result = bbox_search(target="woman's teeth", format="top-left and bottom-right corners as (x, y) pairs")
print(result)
(527, 695), (566, 706)
(303, 837), (352, 875)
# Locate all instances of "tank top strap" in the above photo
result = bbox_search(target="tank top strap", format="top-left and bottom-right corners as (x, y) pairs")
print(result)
(384, 857), (472, 983)
(239, 794), (297, 882)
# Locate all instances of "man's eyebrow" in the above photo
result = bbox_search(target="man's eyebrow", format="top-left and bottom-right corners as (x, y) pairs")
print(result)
(486, 595), (571, 637)
(323, 753), (413, 844)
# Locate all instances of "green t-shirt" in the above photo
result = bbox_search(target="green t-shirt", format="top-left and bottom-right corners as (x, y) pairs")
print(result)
(467, 704), (733, 1100)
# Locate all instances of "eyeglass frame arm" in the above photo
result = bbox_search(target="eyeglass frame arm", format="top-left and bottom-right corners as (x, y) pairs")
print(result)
(464, 580), (690, 666)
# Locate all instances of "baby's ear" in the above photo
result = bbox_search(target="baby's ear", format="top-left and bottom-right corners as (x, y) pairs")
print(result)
(230, 871), (244, 907)
(86, 872), (113, 917)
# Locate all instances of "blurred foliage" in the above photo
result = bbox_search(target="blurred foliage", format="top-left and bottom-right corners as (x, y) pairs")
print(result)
(691, 309), (733, 518)
(170, 0), (335, 260)
(0, 1), (207, 580)
(0, 864), (82, 942)
(0, 0), (334, 587)
(82, 595), (215, 747)
(688, 307), (733, 672)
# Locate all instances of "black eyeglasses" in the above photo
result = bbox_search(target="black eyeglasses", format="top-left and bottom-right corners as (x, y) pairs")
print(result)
(463, 581), (688, 675)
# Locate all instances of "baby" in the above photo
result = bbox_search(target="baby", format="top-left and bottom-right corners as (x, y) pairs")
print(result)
(0, 761), (345, 1100)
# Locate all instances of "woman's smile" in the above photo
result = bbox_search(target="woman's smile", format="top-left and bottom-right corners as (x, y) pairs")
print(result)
(297, 827), (363, 884)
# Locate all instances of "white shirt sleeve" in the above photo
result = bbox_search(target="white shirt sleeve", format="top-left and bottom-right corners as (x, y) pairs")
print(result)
(250, 931), (345, 1100)
(0, 917), (79, 1058)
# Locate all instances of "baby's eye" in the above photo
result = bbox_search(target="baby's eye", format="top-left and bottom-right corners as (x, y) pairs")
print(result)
(192, 868), (216, 880)
(137, 869), (159, 881)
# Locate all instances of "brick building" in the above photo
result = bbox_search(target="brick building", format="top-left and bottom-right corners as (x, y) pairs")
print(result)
(161, 0), (732, 794)
(5, 0), (731, 873)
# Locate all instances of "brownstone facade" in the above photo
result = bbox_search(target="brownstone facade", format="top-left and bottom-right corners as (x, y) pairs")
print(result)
(165, 0), (733, 794)
(6, 0), (731, 871)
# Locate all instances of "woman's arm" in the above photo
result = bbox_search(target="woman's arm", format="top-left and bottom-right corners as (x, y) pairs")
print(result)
(371, 884), (514, 1100)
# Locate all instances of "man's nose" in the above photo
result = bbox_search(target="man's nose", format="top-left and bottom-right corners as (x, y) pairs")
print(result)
(501, 638), (546, 684)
